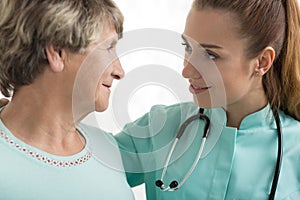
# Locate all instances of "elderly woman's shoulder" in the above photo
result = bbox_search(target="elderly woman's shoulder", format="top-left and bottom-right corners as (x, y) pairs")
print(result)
(77, 123), (117, 145)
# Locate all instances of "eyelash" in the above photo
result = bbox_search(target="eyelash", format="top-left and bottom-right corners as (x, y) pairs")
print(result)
(181, 42), (219, 60)
(107, 44), (115, 51)
(206, 50), (219, 60)
(181, 42), (192, 53)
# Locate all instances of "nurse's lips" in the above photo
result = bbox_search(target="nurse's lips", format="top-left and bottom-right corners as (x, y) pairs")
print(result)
(189, 84), (211, 94)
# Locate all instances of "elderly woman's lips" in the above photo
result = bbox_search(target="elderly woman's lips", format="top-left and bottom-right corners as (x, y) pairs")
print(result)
(102, 83), (111, 88)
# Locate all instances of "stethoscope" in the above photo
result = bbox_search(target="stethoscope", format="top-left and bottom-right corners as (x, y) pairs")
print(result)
(155, 108), (282, 200)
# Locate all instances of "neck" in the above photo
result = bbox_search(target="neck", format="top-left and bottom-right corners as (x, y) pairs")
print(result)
(225, 89), (268, 129)
(0, 84), (87, 156)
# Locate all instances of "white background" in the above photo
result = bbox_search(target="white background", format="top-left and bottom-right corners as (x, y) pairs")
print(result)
(110, 1), (193, 199)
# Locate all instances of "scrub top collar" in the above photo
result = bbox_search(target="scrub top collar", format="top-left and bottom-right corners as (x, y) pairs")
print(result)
(200, 107), (228, 158)
(203, 104), (276, 131)
(238, 104), (276, 130)
(200, 104), (276, 157)
(203, 107), (227, 127)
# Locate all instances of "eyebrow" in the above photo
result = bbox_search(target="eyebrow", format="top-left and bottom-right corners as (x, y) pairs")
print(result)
(111, 39), (118, 46)
(200, 44), (223, 49)
(181, 35), (223, 49)
(108, 35), (119, 45)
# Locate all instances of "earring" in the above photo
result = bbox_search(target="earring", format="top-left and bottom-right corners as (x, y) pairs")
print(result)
(254, 69), (262, 77)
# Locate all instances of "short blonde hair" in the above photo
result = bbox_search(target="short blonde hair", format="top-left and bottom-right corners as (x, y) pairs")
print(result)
(0, 0), (123, 97)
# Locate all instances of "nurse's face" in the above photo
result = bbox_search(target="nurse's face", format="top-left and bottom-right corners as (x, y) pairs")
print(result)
(182, 8), (260, 110)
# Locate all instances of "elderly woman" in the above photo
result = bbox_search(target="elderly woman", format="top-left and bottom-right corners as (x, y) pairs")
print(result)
(0, 0), (133, 199)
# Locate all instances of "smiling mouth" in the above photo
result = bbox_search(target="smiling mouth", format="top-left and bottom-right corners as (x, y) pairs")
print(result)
(191, 85), (212, 90)
(189, 84), (212, 94)
(102, 84), (111, 88)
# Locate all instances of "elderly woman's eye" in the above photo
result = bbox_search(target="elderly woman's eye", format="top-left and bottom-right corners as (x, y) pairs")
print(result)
(107, 44), (114, 51)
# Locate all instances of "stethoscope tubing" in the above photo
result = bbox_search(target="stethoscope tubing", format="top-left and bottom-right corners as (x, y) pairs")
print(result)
(156, 108), (210, 191)
(156, 107), (282, 200)
(269, 109), (283, 200)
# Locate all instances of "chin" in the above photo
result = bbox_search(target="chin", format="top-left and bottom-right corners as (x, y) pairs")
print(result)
(94, 101), (109, 112)
(193, 93), (227, 109)
(95, 105), (108, 112)
(193, 95), (213, 108)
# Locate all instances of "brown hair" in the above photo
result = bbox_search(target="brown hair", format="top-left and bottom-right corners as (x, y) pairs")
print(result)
(193, 0), (300, 121)
(0, 0), (123, 97)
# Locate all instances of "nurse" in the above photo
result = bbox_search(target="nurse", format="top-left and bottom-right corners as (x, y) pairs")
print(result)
(0, 0), (133, 199)
(115, 0), (300, 199)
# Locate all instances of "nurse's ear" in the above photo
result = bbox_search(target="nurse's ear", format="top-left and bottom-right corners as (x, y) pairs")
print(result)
(45, 45), (65, 73)
(254, 46), (275, 76)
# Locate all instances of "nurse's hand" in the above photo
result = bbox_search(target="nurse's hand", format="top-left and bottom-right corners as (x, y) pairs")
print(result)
(0, 98), (9, 108)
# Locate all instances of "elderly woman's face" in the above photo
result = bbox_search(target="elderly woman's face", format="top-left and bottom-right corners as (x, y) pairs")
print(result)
(65, 28), (124, 113)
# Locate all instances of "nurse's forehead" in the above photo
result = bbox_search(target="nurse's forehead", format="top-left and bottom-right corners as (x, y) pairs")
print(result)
(181, 34), (224, 49)
(183, 9), (241, 48)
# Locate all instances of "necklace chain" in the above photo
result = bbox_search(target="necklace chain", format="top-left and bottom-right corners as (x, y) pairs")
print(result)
(0, 130), (91, 167)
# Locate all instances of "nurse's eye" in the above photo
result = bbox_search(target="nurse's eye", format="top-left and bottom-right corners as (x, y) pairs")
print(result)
(206, 50), (219, 60)
(181, 42), (192, 53)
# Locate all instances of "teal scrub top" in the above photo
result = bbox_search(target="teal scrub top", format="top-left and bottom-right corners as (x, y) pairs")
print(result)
(115, 102), (300, 200)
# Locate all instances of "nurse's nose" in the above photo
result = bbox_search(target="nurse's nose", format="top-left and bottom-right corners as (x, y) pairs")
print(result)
(182, 59), (201, 79)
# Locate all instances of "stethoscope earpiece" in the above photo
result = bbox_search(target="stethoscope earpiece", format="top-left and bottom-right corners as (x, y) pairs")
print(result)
(155, 180), (164, 189)
(155, 180), (179, 191)
(169, 180), (178, 189)
(155, 108), (210, 192)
